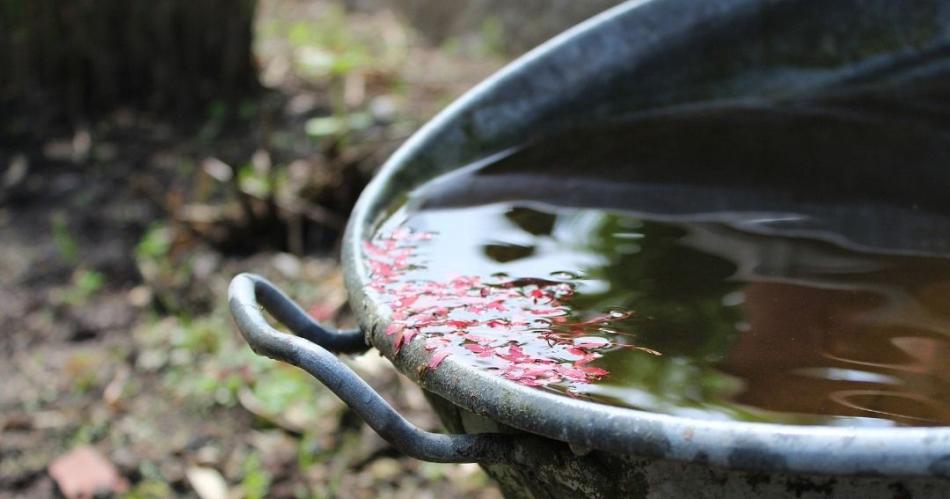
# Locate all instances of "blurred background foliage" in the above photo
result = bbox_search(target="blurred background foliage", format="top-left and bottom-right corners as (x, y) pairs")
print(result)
(0, 0), (258, 120)
(0, 1), (621, 497)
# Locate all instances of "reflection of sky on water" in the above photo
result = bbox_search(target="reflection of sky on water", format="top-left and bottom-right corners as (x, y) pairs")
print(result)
(403, 204), (609, 295)
(792, 368), (901, 385)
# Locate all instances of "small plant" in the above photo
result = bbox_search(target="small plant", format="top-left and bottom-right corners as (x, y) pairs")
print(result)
(51, 213), (79, 266)
(135, 223), (172, 263)
(241, 452), (272, 499)
(61, 269), (105, 306)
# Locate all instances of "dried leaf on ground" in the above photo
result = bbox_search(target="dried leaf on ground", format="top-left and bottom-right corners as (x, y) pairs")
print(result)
(48, 446), (128, 499)
(186, 466), (229, 499)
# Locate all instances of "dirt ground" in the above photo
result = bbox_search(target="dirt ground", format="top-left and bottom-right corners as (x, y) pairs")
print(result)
(0, 1), (507, 497)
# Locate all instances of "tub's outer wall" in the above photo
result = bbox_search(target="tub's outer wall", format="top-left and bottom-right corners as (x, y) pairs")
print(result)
(425, 391), (950, 499)
(341, 0), (950, 496)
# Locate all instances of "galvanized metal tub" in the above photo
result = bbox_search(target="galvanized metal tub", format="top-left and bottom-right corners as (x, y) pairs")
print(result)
(230, 0), (950, 496)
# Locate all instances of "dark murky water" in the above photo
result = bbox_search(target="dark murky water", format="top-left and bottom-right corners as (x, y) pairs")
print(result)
(369, 107), (950, 426)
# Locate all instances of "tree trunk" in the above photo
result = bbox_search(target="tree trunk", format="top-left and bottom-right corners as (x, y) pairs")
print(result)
(0, 0), (259, 120)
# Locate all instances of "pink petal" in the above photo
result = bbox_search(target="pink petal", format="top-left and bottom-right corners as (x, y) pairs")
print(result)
(580, 366), (609, 377)
(385, 323), (405, 336)
(427, 350), (451, 369)
(393, 328), (405, 352)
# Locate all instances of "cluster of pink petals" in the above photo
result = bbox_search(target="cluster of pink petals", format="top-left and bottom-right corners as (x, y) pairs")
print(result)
(362, 227), (649, 390)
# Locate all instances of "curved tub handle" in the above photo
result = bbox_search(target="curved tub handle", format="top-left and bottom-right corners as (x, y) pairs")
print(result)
(231, 273), (368, 355)
(228, 273), (539, 464)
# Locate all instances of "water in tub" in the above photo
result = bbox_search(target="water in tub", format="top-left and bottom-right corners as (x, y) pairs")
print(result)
(365, 104), (950, 426)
